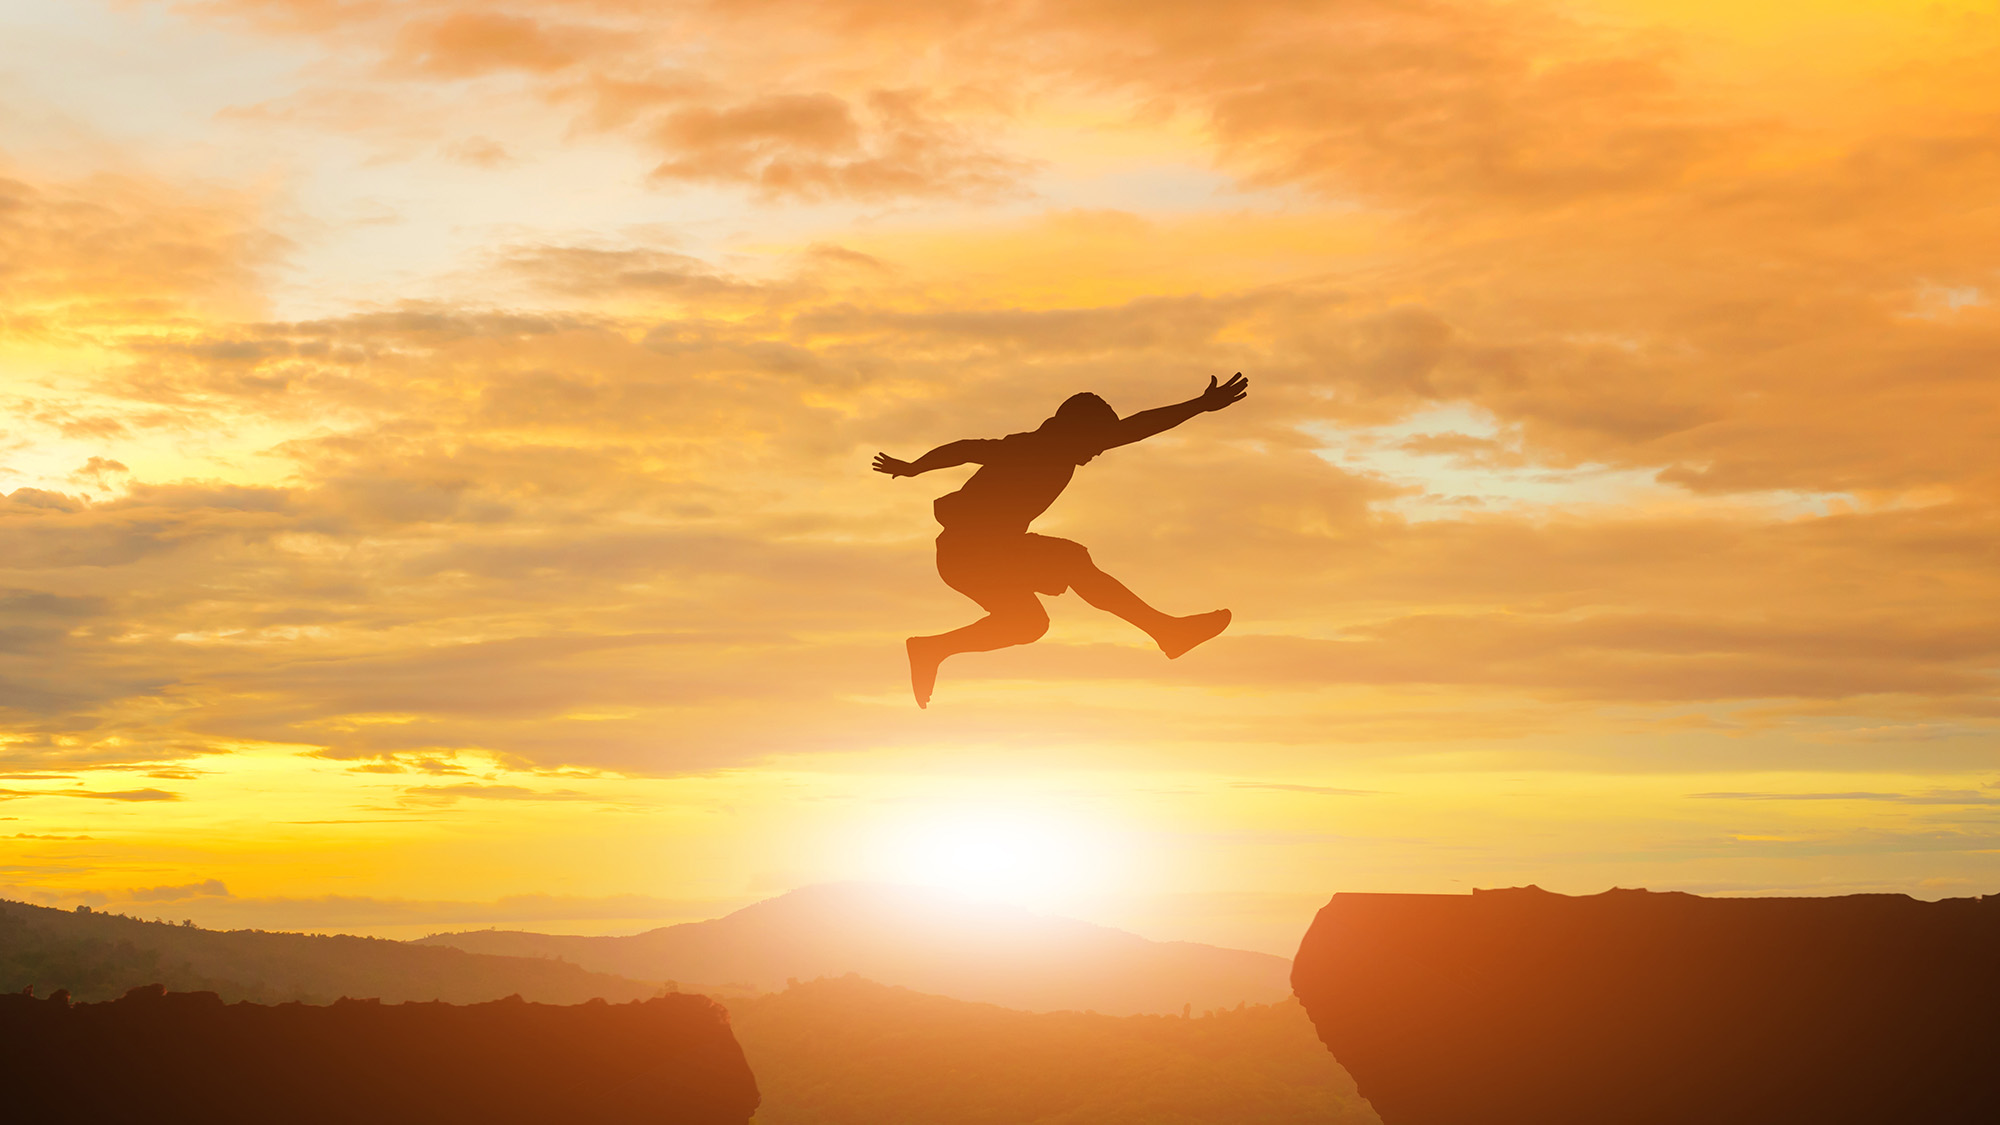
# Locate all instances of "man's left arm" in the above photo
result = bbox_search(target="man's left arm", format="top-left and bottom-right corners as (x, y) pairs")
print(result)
(1102, 373), (1249, 450)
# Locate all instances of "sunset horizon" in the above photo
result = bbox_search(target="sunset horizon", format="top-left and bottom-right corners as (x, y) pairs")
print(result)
(5, 0), (1998, 964)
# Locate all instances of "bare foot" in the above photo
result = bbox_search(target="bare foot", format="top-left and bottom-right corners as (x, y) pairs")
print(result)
(907, 636), (944, 709)
(1157, 609), (1231, 659)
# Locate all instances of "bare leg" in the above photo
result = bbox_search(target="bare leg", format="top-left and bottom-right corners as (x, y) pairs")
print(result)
(907, 594), (1049, 709)
(1070, 563), (1230, 659)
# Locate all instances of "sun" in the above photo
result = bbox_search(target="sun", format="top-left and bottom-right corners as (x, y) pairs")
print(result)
(871, 808), (1116, 907)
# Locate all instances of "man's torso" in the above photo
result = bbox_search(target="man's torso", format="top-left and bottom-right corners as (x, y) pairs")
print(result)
(933, 431), (1082, 535)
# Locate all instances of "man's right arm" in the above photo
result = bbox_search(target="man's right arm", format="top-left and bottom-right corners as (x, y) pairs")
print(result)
(1102, 374), (1249, 451)
(872, 439), (996, 477)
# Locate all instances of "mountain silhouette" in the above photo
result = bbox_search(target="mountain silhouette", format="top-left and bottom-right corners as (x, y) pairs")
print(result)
(417, 882), (1291, 1016)
(0, 897), (656, 1004)
(1292, 886), (2000, 1125)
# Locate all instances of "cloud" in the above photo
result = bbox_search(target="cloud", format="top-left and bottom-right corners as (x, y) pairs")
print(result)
(1691, 791), (2000, 806)
(0, 588), (106, 621)
(1231, 783), (1381, 796)
(4, 246), (1999, 776)
(127, 878), (233, 901)
(439, 136), (515, 168)
(0, 168), (281, 336)
(5, 4), (2000, 794)
(495, 245), (763, 302)
(0, 787), (179, 801)
(196, 1), (1036, 201)
(643, 88), (1031, 201)
(387, 12), (619, 77)
(401, 782), (595, 803)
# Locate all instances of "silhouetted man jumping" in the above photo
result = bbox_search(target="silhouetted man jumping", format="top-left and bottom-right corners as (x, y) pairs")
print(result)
(873, 373), (1249, 708)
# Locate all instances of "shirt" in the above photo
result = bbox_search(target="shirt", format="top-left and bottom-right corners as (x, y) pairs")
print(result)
(932, 429), (1104, 535)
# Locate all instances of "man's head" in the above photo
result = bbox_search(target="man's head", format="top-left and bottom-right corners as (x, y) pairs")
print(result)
(1042, 392), (1119, 463)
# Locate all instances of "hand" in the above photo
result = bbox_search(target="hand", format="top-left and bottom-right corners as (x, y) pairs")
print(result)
(1199, 372), (1249, 411)
(872, 453), (915, 477)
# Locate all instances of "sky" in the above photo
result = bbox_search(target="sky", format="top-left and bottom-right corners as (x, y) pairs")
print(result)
(2, 0), (1997, 955)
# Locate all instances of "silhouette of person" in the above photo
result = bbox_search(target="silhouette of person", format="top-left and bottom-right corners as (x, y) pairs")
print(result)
(874, 374), (1249, 707)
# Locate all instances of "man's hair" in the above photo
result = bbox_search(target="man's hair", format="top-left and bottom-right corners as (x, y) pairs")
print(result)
(1050, 392), (1118, 429)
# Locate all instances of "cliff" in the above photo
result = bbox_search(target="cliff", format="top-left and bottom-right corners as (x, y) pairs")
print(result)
(0, 985), (758, 1124)
(1291, 886), (2000, 1125)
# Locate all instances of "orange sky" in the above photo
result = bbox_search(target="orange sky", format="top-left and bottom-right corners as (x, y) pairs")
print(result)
(2, 0), (1997, 954)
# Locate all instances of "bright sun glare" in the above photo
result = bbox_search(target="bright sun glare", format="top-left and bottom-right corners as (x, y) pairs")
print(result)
(874, 810), (1117, 907)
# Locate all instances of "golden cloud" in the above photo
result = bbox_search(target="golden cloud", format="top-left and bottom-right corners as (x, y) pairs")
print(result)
(0, 170), (281, 338)
(4, 2), (1997, 794)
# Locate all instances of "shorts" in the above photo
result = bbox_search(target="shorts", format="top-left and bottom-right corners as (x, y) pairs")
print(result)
(935, 530), (1092, 610)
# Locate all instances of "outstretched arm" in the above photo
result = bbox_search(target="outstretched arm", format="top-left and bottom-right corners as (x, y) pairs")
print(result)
(872, 439), (992, 478)
(1102, 373), (1248, 450)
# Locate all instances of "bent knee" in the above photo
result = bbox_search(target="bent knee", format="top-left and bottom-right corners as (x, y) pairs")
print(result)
(1010, 614), (1051, 645)
(998, 608), (1050, 645)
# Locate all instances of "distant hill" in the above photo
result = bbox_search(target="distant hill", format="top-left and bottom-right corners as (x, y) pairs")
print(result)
(415, 882), (1292, 1015)
(0, 889), (1371, 1123)
(727, 975), (1379, 1125)
(0, 898), (657, 1004)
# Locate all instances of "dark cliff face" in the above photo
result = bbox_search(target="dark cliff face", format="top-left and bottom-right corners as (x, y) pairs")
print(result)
(1291, 887), (2000, 1125)
(0, 985), (759, 1125)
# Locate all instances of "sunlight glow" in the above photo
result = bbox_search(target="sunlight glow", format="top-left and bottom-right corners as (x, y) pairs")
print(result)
(872, 809), (1118, 908)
